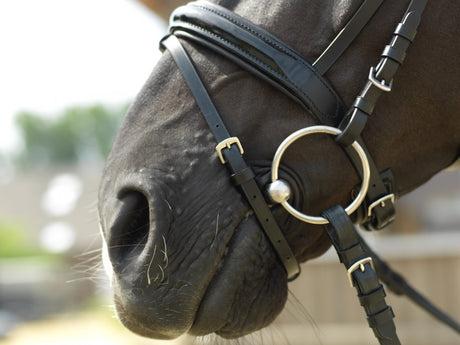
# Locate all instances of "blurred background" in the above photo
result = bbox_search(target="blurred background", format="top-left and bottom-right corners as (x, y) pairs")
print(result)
(0, 1), (458, 344)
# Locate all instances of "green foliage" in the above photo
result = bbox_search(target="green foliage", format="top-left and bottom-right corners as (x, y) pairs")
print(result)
(0, 220), (45, 258)
(14, 103), (128, 168)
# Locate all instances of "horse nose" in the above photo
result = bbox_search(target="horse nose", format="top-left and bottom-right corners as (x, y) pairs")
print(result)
(101, 188), (172, 280)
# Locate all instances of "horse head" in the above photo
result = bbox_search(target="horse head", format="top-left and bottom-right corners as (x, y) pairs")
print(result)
(98, 0), (459, 340)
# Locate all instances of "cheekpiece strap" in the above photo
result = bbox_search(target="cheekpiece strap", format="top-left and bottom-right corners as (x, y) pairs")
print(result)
(161, 34), (300, 280)
(336, 0), (429, 229)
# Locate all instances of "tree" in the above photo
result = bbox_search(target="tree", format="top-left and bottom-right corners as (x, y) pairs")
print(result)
(14, 103), (127, 168)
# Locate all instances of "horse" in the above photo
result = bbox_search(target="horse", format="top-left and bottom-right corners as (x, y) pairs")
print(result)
(98, 0), (459, 342)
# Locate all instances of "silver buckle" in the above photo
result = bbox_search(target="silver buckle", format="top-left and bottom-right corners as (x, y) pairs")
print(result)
(347, 257), (374, 287)
(216, 137), (244, 164)
(369, 67), (393, 92)
(367, 194), (395, 217)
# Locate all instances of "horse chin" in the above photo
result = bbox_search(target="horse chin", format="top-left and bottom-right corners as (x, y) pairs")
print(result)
(107, 211), (287, 340)
(190, 215), (288, 338)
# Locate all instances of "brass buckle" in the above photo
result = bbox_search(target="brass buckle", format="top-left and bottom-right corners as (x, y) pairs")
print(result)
(368, 194), (395, 217)
(216, 137), (244, 164)
(347, 257), (374, 287)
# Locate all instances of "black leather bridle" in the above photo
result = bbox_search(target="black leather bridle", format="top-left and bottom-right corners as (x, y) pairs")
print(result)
(159, 0), (460, 343)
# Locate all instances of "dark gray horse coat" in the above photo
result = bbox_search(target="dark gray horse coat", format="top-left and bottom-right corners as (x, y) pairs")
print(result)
(98, 0), (459, 339)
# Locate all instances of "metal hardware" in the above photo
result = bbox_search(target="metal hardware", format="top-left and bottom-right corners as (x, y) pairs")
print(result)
(266, 179), (292, 204)
(347, 257), (374, 287)
(216, 137), (244, 164)
(270, 126), (370, 225)
(367, 193), (396, 217)
(369, 66), (393, 92)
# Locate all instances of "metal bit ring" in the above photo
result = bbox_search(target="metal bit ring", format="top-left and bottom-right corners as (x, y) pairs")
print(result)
(270, 125), (370, 225)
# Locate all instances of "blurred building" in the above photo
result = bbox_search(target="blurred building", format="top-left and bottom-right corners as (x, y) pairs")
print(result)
(0, 163), (104, 335)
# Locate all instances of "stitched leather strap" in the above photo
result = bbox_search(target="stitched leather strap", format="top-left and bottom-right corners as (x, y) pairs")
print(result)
(168, 0), (398, 230)
(169, 1), (347, 124)
(322, 205), (400, 345)
(159, 1), (460, 340)
(161, 34), (300, 280)
(358, 236), (460, 334)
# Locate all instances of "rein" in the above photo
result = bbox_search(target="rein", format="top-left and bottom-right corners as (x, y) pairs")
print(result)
(160, 0), (460, 343)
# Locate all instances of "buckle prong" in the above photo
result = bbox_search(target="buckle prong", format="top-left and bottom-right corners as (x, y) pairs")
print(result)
(216, 137), (244, 164)
(368, 194), (395, 217)
(369, 67), (393, 92)
(347, 257), (374, 287)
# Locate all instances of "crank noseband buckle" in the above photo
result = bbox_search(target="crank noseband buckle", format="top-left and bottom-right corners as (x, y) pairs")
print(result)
(268, 125), (370, 225)
(216, 137), (244, 164)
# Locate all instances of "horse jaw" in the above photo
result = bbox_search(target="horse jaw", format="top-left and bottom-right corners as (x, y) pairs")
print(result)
(97, 49), (301, 338)
(98, 155), (289, 338)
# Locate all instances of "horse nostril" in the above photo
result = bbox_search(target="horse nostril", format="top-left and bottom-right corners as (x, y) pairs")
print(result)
(108, 191), (151, 269)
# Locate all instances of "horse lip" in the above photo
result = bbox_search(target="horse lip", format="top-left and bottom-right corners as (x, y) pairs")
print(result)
(107, 193), (248, 339)
(189, 213), (279, 338)
(113, 292), (188, 340)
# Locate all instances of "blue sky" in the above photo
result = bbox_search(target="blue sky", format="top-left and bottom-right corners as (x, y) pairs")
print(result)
(0, 0), (166, 154)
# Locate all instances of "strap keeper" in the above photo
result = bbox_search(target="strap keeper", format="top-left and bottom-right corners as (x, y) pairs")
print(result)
(394, 22), (417, 42)
(358, 285), (387, 307)
(367, 306), (395, 328)
(382, 45), (406, 65)
(336, 108), (368, 147)
(353, 96), (374, 115)
(230, 167), (255, 186)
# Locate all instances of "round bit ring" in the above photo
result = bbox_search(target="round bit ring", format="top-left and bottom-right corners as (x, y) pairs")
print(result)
(270, 125), (370, 225)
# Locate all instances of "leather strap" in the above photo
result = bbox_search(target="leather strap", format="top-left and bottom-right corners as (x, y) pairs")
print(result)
(169, 1), (347, 124)
(161, 34), (300, 280)
(322, 205), (400, 345)
(344, 139), (396, 230)
(168, 0), (398, 230)
(337, 0), (429, 147)
(159, 1), (460, 341)
(335, 0), (430, 229)
(358, 236), (460, 334)
(313, 0), (384, 75)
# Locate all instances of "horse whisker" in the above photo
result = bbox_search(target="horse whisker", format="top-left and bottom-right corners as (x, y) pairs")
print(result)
(211, 211), (219, 248)
(161, 235), (168, 269)
(158, 264), (165, 283)
(147, 245), (157, 285)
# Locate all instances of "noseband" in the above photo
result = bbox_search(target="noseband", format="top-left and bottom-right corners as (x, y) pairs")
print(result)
(160, 0), (460, 343)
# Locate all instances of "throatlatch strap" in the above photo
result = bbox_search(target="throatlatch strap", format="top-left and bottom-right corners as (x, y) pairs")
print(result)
(322, 205), (400, 345)
(161, 35), (300, 280)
